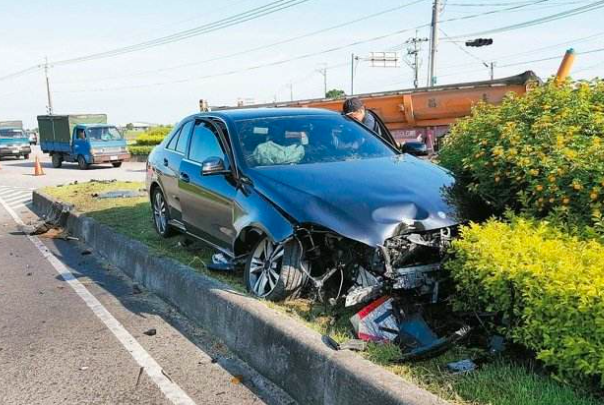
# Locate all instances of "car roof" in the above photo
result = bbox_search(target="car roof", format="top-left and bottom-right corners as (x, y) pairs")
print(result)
(191, 107), (340, 121)
(79, 123), (114, 128)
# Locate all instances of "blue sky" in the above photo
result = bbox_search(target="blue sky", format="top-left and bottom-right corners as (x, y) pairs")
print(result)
(0, 0), (602, 128)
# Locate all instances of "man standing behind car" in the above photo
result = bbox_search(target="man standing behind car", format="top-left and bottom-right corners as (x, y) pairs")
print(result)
(342, 97), (381, 134)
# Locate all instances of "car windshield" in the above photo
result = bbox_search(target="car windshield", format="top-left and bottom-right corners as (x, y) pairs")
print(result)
(235, 115), (396, 167)
(87, 126), (123, 141)
(0, 129), (25, 138)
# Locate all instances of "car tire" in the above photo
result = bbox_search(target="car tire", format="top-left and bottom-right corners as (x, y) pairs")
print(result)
(151, 188), (175, 238)
(112, 162), (122, 168)
(77, 155), (90, 170)
(244, 237), (307, 301)
(51, 154), (62, 168)
(23, 154), (29, 160)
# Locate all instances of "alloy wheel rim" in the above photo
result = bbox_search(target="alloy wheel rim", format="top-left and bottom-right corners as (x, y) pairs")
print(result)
(153, 192), (167, 234)
(249, 238), (284, 297)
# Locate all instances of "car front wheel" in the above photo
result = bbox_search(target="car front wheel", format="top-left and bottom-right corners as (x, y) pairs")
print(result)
(244, 237), (307, 301)
(151, 188), (175, 238)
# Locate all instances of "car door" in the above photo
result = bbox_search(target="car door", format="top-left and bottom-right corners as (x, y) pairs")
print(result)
(159, 120), (194, 222)
(179, 119), (237, 252)
(72, 127), (88, 160)
(367, 110), (400, 150)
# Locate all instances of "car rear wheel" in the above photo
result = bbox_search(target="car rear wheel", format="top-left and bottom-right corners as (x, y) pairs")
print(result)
(244, 237), (307, 301)
(112, 162), (122, 168)
(151, 188), (175, 238)
(23, 154), (29, 160)
(51, 154), (62, 168)
(77, 155), (90, 170)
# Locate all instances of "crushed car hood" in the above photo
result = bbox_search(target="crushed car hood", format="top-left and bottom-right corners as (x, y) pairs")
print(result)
(247, 155), (459, 247)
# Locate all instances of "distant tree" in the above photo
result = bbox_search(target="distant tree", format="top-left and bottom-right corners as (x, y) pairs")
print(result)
(125, 123), (134, 130)
(326, 89), (346, 99)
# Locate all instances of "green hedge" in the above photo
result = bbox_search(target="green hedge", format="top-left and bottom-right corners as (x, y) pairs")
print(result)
(439, 79), (604, 229)
(128, 145), (154, 156)
(446, 216), (604, 386)
(134, 134), (166, 146)
(133, 126), (172, 147)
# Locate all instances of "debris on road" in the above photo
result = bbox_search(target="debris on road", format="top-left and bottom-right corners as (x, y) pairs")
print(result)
(81, 249), (92, 256)
(29, 221), (78, 241)
(231, 375), (244, 385)
(143, 328), (157, 336)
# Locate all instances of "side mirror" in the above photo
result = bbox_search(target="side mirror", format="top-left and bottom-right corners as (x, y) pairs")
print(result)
(201, 156), (228, 176)
(401, 141), (428, 157)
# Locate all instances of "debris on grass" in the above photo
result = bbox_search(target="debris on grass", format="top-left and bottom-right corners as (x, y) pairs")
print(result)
(447, 359), (477, 374)
(92, 190), (145, 199)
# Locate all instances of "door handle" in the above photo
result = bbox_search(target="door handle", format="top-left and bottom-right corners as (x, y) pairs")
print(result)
(180, 172), (190, 183)
(163, 158), (169, 167)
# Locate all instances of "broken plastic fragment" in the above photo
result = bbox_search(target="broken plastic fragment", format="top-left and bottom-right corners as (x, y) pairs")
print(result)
(350, 296), (398, 342)
(447, 359), (476, 374)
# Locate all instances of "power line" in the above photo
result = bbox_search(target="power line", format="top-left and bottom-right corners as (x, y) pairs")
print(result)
(54, 0), (604, 93)
(387, 0), (552, 52)
(57, 0), (551, 90)
(448, 0), (604, 38)
(440, 29), (604, 70)
(437, 46), (604, 78)
(53, 0), (426, 85)
(0, 66), (40, 82)
(0, 0), (313, 83)
(53, 0), (312, 66)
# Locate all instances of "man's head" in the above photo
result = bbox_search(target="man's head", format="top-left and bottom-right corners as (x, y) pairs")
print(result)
(343, 97), (366, 122)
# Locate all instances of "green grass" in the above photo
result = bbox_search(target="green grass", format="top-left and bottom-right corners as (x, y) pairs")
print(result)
(43, 181), (603, 405)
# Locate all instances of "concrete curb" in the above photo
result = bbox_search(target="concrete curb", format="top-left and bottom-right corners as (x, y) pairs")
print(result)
(32, 190), (449, 405)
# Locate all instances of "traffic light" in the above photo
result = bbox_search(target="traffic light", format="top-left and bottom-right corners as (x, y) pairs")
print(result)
(465, 38), (493, 47)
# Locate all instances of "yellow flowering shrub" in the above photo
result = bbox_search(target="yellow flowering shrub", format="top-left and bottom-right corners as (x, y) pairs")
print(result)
(439, 79), (604, 228)
(446, 217), (604, 385)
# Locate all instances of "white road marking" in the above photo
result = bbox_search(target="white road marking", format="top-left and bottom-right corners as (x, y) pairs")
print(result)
(0, 196), (197, 405)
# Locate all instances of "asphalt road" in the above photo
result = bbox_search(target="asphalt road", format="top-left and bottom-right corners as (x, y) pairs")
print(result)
(0, 152), (294, 405)
(0, 145), (146, 188)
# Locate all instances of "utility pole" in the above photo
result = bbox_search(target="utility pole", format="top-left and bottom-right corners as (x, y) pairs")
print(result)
(427, 0), (441, 87)
(489, 62), (495, 80)
(317, 64), (327, 97)
(289, 83), (293, 101)
(43, 57), (53, 115)
(406, 32), (429, 88)
(351, 53), (355, 95)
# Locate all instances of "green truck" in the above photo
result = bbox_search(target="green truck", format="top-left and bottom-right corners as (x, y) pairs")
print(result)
(38, 114), (130, 169)
(0, 120), (31, 160)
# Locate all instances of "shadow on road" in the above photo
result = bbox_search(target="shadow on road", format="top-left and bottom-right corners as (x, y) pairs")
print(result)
(7, 161), (116, 170)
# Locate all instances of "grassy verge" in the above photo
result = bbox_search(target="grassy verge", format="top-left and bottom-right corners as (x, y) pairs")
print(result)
(42, 181), (602, 405)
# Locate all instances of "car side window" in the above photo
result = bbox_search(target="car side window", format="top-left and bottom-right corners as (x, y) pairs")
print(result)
(188, 121), (226, 163)
(166, 128), (181, 150)
(175, 121), (194, 154)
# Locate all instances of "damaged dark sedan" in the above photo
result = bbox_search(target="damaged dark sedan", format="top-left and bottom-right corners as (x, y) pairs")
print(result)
(146, 108), (460, 311)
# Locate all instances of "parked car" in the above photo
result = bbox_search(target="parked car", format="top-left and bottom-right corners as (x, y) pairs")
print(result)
(146, 108), (461, 306)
